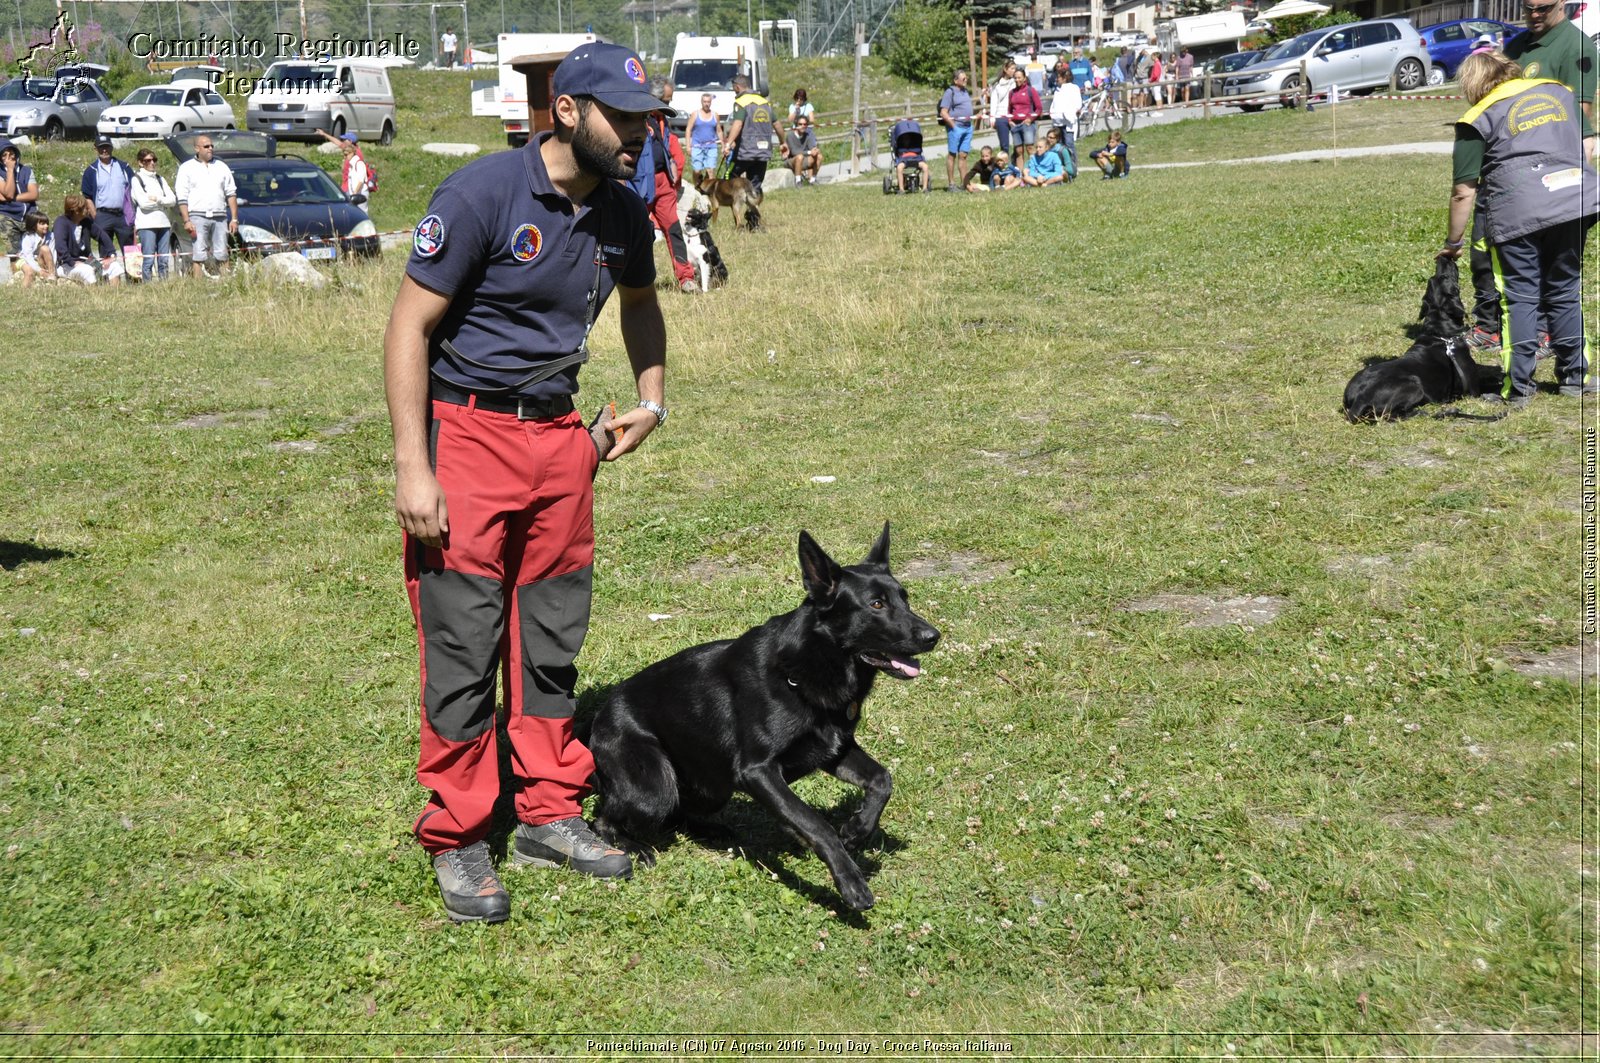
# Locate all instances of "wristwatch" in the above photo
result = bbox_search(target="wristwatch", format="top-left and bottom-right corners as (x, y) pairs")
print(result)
(637, 399), (668, 425)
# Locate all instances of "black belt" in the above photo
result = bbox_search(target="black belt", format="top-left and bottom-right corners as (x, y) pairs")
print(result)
(432, 380), (574, 420)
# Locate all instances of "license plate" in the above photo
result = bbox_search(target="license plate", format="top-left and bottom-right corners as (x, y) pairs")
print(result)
(302, 246), (336, 260)
(272, 122), (290, 131)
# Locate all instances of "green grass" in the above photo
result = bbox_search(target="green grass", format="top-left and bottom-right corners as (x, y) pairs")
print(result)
(0, 82), (1593, 1058)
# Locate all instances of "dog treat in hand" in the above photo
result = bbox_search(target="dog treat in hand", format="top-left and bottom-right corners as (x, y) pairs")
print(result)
(589, 402), (618, 459)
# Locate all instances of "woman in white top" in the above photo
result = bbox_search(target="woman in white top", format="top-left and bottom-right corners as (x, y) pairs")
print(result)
(130, 148), (176, 281)
(988, 61), (1018, 154)
(787, 88), (814, 124)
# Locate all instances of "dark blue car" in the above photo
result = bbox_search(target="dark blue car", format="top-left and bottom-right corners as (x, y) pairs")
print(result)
(1418, 18), (1517, 84)
(163, 130), (379, 260)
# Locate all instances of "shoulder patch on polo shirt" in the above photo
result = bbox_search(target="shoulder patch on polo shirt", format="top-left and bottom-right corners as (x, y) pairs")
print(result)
(511, 223), (543, 262)
(414, 214), (445, 257)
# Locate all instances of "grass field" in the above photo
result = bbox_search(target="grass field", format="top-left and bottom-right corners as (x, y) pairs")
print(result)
(0, 84), (1594, 1059)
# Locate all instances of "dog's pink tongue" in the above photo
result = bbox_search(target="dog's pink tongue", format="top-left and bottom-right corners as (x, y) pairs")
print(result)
(891, 658), (922, 678)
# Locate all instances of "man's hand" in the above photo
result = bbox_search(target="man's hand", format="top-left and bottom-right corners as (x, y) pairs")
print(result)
(603, 407), (657, 460)
(395, 466), (449, 547)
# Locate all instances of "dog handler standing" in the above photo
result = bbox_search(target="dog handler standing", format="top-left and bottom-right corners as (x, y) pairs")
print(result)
(384, 41), (669, 923)
(1441, 50), (1598, 405)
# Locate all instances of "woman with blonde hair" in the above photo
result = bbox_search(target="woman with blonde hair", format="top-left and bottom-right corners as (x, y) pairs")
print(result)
(1441, 50), (1600, 403)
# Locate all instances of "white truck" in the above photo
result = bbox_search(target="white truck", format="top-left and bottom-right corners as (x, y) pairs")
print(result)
(665, 33), (768, 133)
(1154, 10), (1249, 67)
(470, 31), (600, 146)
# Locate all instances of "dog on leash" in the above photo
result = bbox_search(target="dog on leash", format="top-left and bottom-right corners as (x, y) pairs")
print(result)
(680, 208), (729, 292)
(587, 525), (939, 911)
(693, 168), (763, 231)
(1343, 257), (1501, 422)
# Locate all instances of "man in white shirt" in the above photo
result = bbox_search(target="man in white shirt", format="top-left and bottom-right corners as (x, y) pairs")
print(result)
(174, 135), (238, 279)
(440, 29), (458, 68)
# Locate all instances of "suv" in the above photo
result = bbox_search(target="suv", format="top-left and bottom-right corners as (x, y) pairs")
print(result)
(1221, 18), (1431, 110)
(1418, 19), (1516, 84)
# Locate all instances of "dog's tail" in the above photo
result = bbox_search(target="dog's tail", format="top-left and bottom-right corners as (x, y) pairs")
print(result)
(744, 201), (763, 232)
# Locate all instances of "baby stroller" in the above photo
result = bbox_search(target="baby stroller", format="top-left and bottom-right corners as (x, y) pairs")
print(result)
(882, 118), (930, 194)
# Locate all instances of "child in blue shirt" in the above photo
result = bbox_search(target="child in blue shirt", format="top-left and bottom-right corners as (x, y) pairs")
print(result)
(990, 151), (1023, 190)
(1023, 140), (1065, 186)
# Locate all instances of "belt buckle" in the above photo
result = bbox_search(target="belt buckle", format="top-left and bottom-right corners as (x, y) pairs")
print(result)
(515, 397), (538, 421)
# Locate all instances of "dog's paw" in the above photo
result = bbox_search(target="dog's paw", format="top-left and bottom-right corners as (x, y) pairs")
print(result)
(838, 877), (875, 911)
(839, 817), (879, 850)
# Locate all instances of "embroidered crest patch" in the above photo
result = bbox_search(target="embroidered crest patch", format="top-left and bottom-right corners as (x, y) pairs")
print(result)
(413, 214), (444, 257)
(511, 223), (543, 262)
(625, 56), (646, 83)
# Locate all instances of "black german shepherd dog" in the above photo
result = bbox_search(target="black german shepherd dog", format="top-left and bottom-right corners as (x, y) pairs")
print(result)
(1343, 257), (1501, 422)
(588, 525), (940, 911)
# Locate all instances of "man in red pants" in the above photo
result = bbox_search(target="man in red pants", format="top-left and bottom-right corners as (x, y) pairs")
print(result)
(640, 76), (697, 293)
(384, 42), (669, 923)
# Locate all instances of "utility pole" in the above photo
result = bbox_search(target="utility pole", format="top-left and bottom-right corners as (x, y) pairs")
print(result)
(849, 20), (864, 174)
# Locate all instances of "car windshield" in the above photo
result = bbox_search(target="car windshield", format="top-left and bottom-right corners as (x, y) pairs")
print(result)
(260, 62), (339, 89)
(235, 164), (345, 205)
(1263, 30), (1324, 60)
(124, 87), (185, 107)
(0, 79), (56, 101)
(671, 58), (750, 91)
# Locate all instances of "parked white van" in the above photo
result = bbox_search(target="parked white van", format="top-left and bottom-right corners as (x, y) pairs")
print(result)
(246, 60), (396, 144)
(667, 33), (768, 132)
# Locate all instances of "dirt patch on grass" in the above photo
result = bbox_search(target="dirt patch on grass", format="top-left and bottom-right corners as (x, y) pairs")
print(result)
(174, 409), (270, 429)
(900, 552), (1012, 584)
(1379, 812), (1458, 834)
(1503, 645), (1594, 684)
(1122, 591), (1289, 629)
(1422, 1027), (1589, 1058)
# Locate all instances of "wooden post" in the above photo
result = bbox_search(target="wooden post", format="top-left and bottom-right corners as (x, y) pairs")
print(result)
(1298, 58), (1308, 109)
(850, 21), (865, 174)
(1203, 61), (1211, 119)
(980, 28), (989, 120)
(966, 19), (976, 81)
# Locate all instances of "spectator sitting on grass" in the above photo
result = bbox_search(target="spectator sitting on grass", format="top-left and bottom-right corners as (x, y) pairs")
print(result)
(1022, 139), (1065, 186)
(1043, 127), (1076, 182)
(964, 145), (998, 192)
(53, 194), (97, 284)
(1090, 130), (1129, 179)
(17, 210), (53, 286)
(990, 150), (1023, 190)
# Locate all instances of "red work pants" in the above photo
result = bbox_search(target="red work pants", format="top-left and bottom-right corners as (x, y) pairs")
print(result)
(404, 397), (601, 855)
(652, 173), (695, 286)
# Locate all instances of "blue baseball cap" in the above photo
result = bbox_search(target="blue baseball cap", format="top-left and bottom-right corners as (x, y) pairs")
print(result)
(551, 42), (663, 113)
(339, 131), (359, 143)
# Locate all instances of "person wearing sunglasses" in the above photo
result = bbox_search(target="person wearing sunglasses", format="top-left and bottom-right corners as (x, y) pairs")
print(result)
(1504, 0), (1598, 145)
(1459, 0), (1600, 355)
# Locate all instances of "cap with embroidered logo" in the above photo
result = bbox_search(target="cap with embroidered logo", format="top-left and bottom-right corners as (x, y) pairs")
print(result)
(551, 42), (664, 113)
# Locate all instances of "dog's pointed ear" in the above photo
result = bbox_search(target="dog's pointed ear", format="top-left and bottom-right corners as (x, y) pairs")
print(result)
(798, 531), (842, 602)
(862, 521), (891, 567)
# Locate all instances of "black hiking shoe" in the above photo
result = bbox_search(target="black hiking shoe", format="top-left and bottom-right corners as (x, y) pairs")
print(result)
(431, 841), (510, 923)
(512, 817), (632, 879)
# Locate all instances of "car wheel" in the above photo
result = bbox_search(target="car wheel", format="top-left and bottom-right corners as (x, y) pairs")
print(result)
(1427, 65), (1446, 86)
(1239, 103), (1264, 112)
(225, 123), (235, 130)
(43, 118), (63, 141)
(331, 116), (346, 138)
(1396, 58), (1426, 91)
(379, 121), (394, 146)
(172, 122), (186, 133)
(1280, 74), (1301, 109)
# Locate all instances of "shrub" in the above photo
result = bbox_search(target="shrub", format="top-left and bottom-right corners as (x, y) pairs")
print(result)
(885, 0), (967, 88)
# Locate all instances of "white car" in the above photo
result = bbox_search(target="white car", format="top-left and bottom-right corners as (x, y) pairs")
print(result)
(97, 80), (235, 139)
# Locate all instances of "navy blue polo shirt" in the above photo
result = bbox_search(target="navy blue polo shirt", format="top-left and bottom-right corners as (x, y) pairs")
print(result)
(406, 132), (655, 399)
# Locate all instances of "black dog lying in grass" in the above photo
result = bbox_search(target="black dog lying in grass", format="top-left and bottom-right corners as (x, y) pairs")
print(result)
(588, 525), (940, 911)
(1344, 258), (1501, 422)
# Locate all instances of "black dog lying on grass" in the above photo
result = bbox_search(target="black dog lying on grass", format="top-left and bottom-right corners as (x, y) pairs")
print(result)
(1343, 258), (1502, 422)
(588, 525), (940, 911)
